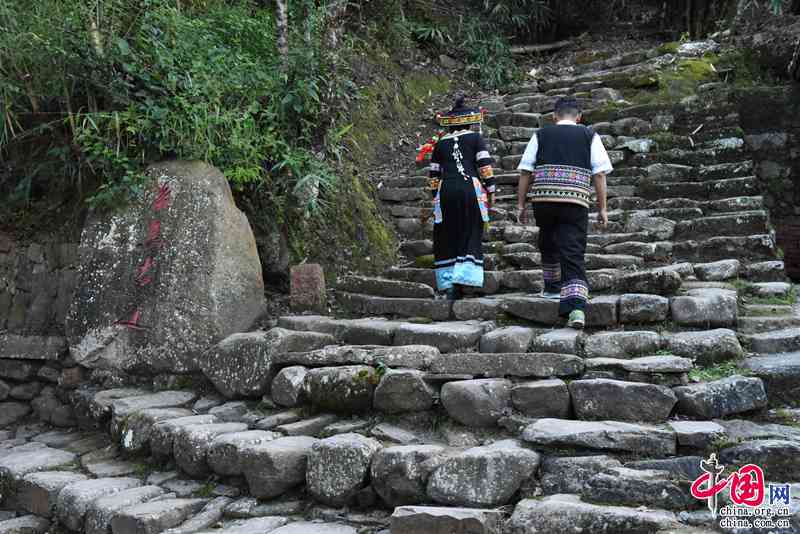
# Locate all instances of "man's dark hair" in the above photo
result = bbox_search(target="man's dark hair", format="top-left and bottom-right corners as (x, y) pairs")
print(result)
(554, 97), (581, 117)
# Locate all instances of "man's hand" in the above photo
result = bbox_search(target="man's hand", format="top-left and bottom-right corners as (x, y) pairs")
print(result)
(517, 204), (528, 225)
(598, 208), (608, 226)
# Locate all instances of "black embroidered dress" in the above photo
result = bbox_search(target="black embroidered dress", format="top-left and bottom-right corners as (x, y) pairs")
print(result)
(429, 130), (495, 290)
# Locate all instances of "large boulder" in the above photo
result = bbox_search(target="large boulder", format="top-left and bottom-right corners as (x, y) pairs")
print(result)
(66, 162), (265, 374)
(427, 440), (540, 507)
(198, 329), (333, 399)
(306, 433), (382, 506)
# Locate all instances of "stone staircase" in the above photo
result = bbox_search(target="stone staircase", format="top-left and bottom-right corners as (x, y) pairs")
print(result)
(2, 43), (800, 534)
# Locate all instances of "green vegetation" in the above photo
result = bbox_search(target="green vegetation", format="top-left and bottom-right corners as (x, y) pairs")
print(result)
(689, 361), (750, 382)
(133, 463), (152, 478)
(631, 55), (720, 106)
(194, 481), (216, 498)
(734, 279), (798, 306)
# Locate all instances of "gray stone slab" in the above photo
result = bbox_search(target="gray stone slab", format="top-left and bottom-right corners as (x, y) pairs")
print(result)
(522, 418), (676, 456)
(240, 436), (318, 499)
(427, 440), (540, 507)
(17, 471), (89, 518)
(85, 486), (165, 534)
(110, 498), (207, 534)
(207, 431), (281, 477)
(160, 497), (232, 534)
(430, 353), (583, 378)
(390, 506), (504, 534)
(56, 477), (142, 532)
(0, 515), (51, 534)
(173, 423), (249, 478)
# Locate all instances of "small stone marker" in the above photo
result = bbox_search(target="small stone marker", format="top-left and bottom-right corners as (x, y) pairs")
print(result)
(291, 264), (327, 312)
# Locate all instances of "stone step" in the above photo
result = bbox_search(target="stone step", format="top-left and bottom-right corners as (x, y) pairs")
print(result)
(743, 352), (800, 407)
(742, 328), (800, 354)
(673, 234), (776, 263)
(638, 176), (759, 200)
(336, 275), (435, 299)
(507, 495), (681, 532)
(737, 315), (800, 335)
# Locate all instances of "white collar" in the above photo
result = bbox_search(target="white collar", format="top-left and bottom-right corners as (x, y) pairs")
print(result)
(556, 119), (578, 125)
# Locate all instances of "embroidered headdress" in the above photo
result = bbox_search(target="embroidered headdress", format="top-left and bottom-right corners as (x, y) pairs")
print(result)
(436, 94), (485, 127)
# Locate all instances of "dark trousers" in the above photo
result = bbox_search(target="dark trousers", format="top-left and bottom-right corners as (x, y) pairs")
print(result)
(533, 202), (589, 317)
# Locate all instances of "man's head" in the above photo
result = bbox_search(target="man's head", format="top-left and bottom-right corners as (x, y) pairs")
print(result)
(554, 97), (582, 122)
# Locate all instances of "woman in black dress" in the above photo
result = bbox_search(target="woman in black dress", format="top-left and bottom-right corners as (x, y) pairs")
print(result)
(429, 95), (495, 300)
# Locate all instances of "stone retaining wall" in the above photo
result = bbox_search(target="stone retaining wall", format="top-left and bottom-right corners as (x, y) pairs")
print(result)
(0, 233), (80, 428)
(737, 85), (800, 280)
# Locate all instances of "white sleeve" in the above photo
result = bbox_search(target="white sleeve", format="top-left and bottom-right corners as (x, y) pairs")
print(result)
(590, 133), (614, 175)
(517, 134), (539, 173)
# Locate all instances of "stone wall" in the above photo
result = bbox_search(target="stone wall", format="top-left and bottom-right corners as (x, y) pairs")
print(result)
(737, 85), (800, 280)
(0, 233), (81, 427)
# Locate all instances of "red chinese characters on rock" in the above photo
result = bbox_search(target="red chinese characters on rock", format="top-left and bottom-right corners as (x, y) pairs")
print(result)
(116, 181), (173, 331)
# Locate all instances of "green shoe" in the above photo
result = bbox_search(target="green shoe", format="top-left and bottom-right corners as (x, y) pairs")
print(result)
(567, 310), (585, 329)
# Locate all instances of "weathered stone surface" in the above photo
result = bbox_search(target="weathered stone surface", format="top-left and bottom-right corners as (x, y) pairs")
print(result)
(290, 264), (326, 313)
(0, 447), (78, 497)
(742, 352), (800, 406)
(0, 334), (66, 361)
(716, 419), (800, 442)
(539, 455), (622, 495)
(530, 329), (582, 354)
(306, 433), (382, 506)
(371, 445), (447, 507)
(85, 486), (165, 534)
(0, 516), (50, 534)
(583, 331), (663, 359)
(390, 506), (503, 534)
(393, 322), (488, 353)
(373, 370), (435, 414)
(621, 355), (693, 373)
(693, 259), (740, 281)
(583, 467), (693, 510)
(66, 162), (264, 374)
(668, 421), (726, 449)
(195, 516), (289, 534)
(207, 430), (280, 477)
(370, 423), (421, 445)
(269, 523), (356, 534)
(276, 414), (338, 437)
(478, 326), (536, 354)
(240, 436), (318, 499)
(271, 366), (308, 407)
(0, 402), (31, 427)
(160, 497), (232, 534)
(0, 360), (37, 381)
(56, 477), (141, 532)
(618, 294), (670, 323)
(569, 379), (677, 422)
(305, 366), (376, 414)
(506, 495), (678, 533)
(617, 268), (682, 296)
(720, 440), (800, 480)
(110, 498), (207, 534)
(338, 275), (434, 299)
(441, 379), (511, 427)
(17, 472), (88, 518)
(84, 459), (140, 478)
(198, 328), (333, 399)
(173, 423), (248, 478)
(522, 418), (676, 456)
(431, 352), (583, 378)
(743, 328), (800, 354)
(111, 391), (198, 420)
(149, 414), (218, 460)
(117, 406), (192, 451)
(673, 376), (768, 418)
(223, 498), (305, 519)
(667, 329), (743, 366)
(511, 379), (570, 418)
(671, 289), (737, 328)
(427, 440), (540, 507)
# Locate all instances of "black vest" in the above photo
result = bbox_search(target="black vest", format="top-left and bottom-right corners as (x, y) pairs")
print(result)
(531, 124), (595, 208)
